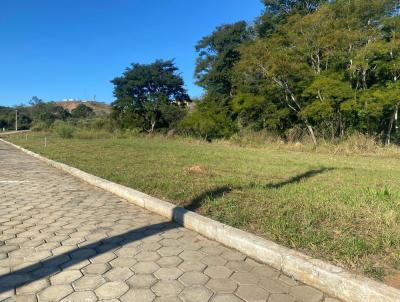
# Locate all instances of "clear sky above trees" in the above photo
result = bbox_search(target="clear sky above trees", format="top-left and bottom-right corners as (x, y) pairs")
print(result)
(0, 0), (263, 106)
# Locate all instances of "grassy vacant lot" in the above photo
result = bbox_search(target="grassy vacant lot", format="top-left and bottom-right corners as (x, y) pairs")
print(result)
(6, 132), (400, 286)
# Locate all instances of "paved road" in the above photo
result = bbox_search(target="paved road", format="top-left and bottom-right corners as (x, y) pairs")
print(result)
(0, 141), (338, 302)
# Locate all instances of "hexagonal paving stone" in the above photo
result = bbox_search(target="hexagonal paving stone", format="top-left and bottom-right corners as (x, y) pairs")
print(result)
(221, 251), (246, 261)
(226, 261), (254, 272)
(211, 294), (244, 302)
(278, 275), (298, 287)
(252, 266), (280, 279)
(154, 297), (181, 302)
(37, 285), (74, 301)
(179, 286), (213, 302)
(72, 275), (106, 291)
(204, 266), (233, 279)
(268, 293), (295, 302)
(0, 273), (32, 288)
(140, 242), (162, 251)
(179, 251), (204, 262)
(178, 261), (207, 272)
(236, 284), (269, 302)
(206, 278), (237, 293)
(109, 257), (138, 268)
(202, 255), (227, 266)
(61, 291), (97, 302)
(50, 270), (82, 285)
(94, 281), (129, 299)
(16, 279), (49, 295)
(157, 246), (183, 257)
(120, 288), (155, 302)
(4, 294), (38, 302)
(154, 267), (183, 280)
(115, 247), (139, 257)
(152, 280), (184, 296)
(231, 272), (260, 285)
(135, 251), (160, 262)
(289, 285), (323, 302)
(179, 271), (209, 286)
(89, 252), (117, 263)
(259, 278), (289, 294)
(159, 239), (180, 247)
(132, 261), (160, 274)
(81, 263), (110, 275)
(127, 274), (157, 288)
(200, 246), (225, 256)
(157, 256), (183, 268)
(70, 249), (96, 259)
(104, 267), (134, 281)
(60, 259), (90, 271)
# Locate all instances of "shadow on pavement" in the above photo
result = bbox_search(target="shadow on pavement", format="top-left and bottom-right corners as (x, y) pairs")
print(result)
(0, 219), (180, 292)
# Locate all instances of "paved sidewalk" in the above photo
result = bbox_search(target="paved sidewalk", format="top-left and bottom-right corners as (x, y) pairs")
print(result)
(0, 141), (338, 302)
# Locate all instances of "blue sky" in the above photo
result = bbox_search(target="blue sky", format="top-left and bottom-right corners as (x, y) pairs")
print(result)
(0, 0), (264, 107)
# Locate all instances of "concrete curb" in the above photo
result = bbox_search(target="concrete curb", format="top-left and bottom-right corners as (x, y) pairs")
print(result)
(2, 138), (399, 302)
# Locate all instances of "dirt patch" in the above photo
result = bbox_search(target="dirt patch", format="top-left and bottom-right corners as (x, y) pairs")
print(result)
(186, 165), (204, 174)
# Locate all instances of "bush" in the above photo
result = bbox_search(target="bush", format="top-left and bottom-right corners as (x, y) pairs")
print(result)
(178, 103), (237, 140)
(54, 123), (75, 139)
(230, 129), (282, 147)
(31, 121), (50, 132)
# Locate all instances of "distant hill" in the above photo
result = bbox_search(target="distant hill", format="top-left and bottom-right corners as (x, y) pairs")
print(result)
(52, 100), (111, 115)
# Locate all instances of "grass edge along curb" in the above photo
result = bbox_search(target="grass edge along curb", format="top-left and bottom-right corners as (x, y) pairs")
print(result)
(2, 138), (399, 302)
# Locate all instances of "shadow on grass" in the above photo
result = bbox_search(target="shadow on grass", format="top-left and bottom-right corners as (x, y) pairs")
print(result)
(261, 167), (335, 189)
(0, 167), (334, 293)
(185, 186), (232, 211)
(183, 168), (334, 212)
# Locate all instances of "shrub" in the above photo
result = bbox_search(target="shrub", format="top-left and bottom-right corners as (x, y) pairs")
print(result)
(178, 103), (237, 140)
(229, 129), (282, 147)
(31, 121), (49, 132)
(54, 122), (75, 139)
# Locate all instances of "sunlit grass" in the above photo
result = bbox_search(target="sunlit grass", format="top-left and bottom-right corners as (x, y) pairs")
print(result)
(6, 132), (400, 285)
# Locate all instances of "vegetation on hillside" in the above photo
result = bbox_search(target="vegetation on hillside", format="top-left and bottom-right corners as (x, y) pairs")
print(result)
(0, 97), (108, 132)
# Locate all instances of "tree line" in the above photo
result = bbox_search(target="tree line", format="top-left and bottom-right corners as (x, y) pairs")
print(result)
(111, 0), (400, 145)
(0, 97), (95, 131)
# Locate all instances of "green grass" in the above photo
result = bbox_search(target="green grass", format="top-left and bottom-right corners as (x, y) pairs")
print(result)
(6, 132), (400, 285)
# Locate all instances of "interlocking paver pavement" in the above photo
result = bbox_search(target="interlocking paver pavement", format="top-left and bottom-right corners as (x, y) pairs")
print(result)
(0, 141), (340, 301)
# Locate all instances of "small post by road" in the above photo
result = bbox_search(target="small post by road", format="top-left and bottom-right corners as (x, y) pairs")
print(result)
(44, 136), (47, 148)
(15, 110), (18, 131)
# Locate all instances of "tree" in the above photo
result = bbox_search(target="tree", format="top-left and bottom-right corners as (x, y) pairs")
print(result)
(71, 104), (94, 119)
(28, 96), (70, 126)
(111, 60), (189, 132)
(236, 36), (318, 144)
(302, 74), (353, 139)
(256, 0), (327, 37)
(195, 21), (252, 104)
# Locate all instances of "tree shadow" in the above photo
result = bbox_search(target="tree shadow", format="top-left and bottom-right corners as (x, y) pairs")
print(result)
(182, 168), (334, 212)
(261, 167), (335, 189)
(184, 186), (232, 212)
(0, 218), (180, 292)
(0, 168), (334, 293)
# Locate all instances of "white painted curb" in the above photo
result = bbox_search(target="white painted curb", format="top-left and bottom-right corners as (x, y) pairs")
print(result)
(2, 138), (399, 302)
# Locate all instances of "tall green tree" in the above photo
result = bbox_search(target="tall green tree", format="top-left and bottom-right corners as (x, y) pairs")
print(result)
(71, 104), (94, 119)
(111, 60), (189, 132)
(195, 21), (252, 104)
